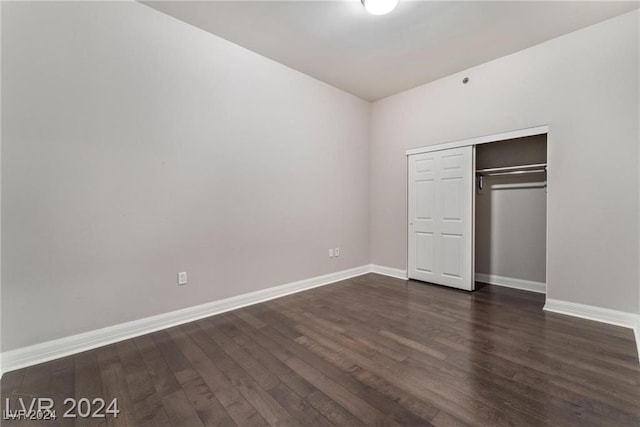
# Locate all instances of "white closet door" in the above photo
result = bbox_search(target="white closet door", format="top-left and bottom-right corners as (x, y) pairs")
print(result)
(408, 146), (474, 291)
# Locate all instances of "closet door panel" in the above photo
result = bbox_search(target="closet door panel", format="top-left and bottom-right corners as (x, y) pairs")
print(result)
(441, 177), (462, 221)
(415, 181), (434, 220)
(408, 152), (438, 283)
(415, 232), (435, 273)
(442, 233), (462, 278)
(408, 146), (473, 291)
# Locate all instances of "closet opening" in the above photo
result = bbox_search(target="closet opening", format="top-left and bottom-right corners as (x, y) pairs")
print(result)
(474, 134), (547, 294)
(406, 125), (548, 293)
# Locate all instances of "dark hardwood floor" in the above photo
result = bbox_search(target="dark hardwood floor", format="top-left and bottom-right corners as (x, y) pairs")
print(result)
(2, 273), (639, 426)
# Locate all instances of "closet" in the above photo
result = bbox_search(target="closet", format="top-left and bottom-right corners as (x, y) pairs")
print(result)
(407, 128), (547, 293)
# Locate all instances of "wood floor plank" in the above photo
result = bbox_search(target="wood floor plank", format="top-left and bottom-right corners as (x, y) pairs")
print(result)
(74, 350), (107, 427)
(164, 326), (268, 426)
(182, 322), (299, 426)
(19, 363), (51, 398)
(134, 334), (182, 398)
(294, 318), (533, 426)
(114, 340), (172, 426)
(96, 344), (134, 427)
(49, 356), (75, 427)
(150, 330), (200, 385)
(266, 382), (334, 427)
(8, 363), (52, 427)
(195, 319), (280, 392)
(252, 306), (444, 424)
(180, 376), (237, 427)
(274, 304), (443, 423)
(283, 356), (395, 426)
(213, 313), (315, 397)
(431, 410), (472, 427)
(213, 313), (363, 426)
(161, 388), (205, 427)
(2, 273), (639, 426)
(0, 368), (26, 427)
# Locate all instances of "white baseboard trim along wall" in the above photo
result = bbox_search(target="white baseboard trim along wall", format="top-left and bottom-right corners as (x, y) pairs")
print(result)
(635, 317), (640, 363)
(475, 273), (546, 294)
(543, 298), (638, 329)
(370, 264), (408, 280)
(1, 265), (375, 376)
(543, 298), (640, 360)
(2, 265), (638, 375)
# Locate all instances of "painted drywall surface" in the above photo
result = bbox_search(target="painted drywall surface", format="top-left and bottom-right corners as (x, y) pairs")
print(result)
(475, 137), (547, 283)
(371, 10), (639, 312)
(475, 180), (547, 283)
(1, 2), (370, 351)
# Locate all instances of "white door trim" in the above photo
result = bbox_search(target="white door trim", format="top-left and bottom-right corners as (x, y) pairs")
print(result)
(405, 125), (549, 156)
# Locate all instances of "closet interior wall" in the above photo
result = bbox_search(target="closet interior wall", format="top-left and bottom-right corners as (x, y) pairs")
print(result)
(475, 135), (547, 290)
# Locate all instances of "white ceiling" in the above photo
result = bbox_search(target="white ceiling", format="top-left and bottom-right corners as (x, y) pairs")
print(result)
(143, 1), (640, 101)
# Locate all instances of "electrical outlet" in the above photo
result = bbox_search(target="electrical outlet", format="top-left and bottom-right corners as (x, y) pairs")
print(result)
(329, 248), (334, 258)
(335, 247), (340, 257)
(178, 272), (188, 286)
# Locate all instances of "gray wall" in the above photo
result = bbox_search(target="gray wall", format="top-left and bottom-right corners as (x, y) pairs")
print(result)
(1, 1), (371, 351)
(370, 10), (639, 313)
(475, 136), (547, 283)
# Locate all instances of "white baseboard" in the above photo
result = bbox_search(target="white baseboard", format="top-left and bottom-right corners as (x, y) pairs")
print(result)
(544, 300), (639, 363)
(634, 317), (640, 362)
(369, 264), (408, 280)
(475, 273), (546, 294)
(543, 298), (637, 329)
(4, 264), (636, 374)
(0, 265), (370, 376)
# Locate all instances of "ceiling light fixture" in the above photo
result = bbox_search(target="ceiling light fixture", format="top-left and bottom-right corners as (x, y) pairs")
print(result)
(361, 0), (398, 16)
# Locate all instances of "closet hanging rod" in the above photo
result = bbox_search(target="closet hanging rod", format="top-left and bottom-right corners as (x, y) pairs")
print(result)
(479, 169), (546, 178)
(476, 163), (547, 175)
